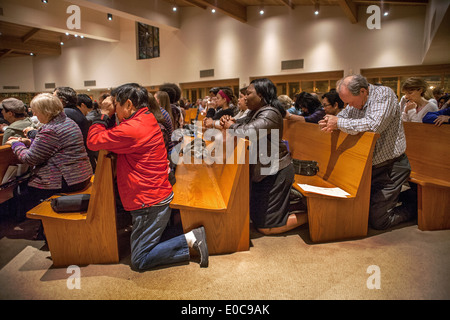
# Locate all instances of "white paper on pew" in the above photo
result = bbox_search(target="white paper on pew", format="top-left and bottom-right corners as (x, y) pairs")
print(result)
(297, 184), (351, 198)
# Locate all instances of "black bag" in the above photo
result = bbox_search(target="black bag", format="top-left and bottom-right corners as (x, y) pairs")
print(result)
(50, 194), (90, 213)
(292, 159), (319, 176)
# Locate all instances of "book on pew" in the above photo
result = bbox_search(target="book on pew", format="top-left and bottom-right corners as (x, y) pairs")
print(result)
(297, 184), (351, 198)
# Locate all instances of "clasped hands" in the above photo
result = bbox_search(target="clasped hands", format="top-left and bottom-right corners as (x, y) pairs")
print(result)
(318, 115), (338, 133)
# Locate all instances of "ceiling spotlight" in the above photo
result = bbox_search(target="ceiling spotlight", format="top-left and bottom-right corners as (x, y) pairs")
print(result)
(383, 4), (390, 16)
(211, 8), (216, 13)
(172, 6), (177, 12)
(259, 8), (265, 15)
(60, 41), (64, 45)
(314, 2), (320, 15)
(41, 0), (48, 3)
(30, 53), (34, 56)
(107, 13), (113, 21)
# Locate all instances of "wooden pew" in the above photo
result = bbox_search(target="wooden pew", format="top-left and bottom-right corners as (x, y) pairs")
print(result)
(0, 145), (19, 203)
(170, 135), (250, 255)
(403, 122), (450, 231)
(184, 108), (198, 124)
(283, 120), (379, 242)
(26, 150), (119, 267)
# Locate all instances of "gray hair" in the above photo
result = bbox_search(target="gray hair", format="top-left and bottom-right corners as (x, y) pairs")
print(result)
(337, 75), (369, 96)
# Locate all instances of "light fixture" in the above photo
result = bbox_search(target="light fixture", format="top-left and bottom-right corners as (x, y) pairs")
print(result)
(314, 2), (320, 15)
(41, 0), (48, 3)
(30, 53), (34, 56)
(172, 6), (177, 12)
(60, 41), (64, 45)
(65, 32), (69, 36)
(259, 8), (265, 15)
(107, 13), (113, 21)
(383, 4), (390, 16)
(211, 8), (216, 13)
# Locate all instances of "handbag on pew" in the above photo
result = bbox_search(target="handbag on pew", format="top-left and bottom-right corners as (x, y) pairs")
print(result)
(50, 194), (90, 213)
(292, 159), (319, 176)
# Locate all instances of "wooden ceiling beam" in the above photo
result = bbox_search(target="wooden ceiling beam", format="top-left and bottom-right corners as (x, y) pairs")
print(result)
(0, 49), (14, 59)
(21, 28), (41, 43)
(337, 0), (358, 24)
(0, 36), (61, 56)
(191, 0), (247, 23)
(181, 0), (208, 10)
(277, 0), (295, 10)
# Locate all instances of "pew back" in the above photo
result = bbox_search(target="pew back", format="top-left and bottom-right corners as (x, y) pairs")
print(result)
(170, 135), (249, 254)
(283, 120), (379, 242)
(403, 122), (450, 230)
(0, 145), (20, 203)
(26, 150), (119, 267)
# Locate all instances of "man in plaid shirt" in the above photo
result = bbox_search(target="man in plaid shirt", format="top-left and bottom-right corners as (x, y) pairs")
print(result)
(319, 75), (416, 230)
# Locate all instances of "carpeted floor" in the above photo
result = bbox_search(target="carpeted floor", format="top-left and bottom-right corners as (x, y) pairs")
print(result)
(1, 209), (449, 302)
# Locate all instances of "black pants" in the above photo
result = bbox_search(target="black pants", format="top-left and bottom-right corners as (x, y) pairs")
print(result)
(369, 154), (416, 230)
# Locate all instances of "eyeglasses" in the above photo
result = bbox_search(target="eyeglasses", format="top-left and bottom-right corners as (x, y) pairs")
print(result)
(322, 103), (332, 108)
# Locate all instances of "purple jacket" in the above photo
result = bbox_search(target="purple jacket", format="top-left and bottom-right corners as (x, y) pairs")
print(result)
(12, 112), (92, 189)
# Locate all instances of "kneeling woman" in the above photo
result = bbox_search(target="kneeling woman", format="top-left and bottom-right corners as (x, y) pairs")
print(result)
(221, 78), (307, 235)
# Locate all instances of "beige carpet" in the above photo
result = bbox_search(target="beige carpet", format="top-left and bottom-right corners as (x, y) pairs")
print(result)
(0, 214), (449, 301)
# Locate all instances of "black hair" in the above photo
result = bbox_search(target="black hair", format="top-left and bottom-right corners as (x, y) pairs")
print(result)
(54, 86), (77, 108)
(77, 93), (93, 109)
(160, 83), (181, 104)
(250, 78), (286, 117)
(294, 91), (321, 115)
(111, 83), (149, 109)
(209, 87), (220, 95)
(322, 90), (344, 110)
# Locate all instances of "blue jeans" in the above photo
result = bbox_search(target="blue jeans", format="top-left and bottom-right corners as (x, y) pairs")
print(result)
(130, 204), (190, 270)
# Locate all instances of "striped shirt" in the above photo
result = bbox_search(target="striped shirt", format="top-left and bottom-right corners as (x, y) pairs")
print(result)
(11, 112), (92, 189)
(337, 84), (406, 166)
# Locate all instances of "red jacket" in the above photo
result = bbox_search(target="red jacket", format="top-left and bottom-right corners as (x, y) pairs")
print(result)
(87, 108), (172, 211)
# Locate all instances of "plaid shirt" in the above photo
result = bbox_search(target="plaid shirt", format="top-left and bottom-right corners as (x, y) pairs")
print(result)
(337, 84), (406, 166)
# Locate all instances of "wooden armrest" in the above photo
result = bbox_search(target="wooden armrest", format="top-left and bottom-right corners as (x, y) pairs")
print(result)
(410, 172), (450, 188)
(293, 174), (355, 199)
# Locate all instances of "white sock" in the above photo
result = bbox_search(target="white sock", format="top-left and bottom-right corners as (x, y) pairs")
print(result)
(184, 231), (196, 247)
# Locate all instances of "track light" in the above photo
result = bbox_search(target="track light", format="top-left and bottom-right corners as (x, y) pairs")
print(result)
(314, 2), (320, 15)
(107, 13), (113, 21)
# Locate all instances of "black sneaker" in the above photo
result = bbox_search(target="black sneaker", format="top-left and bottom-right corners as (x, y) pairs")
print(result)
(192, 226), (209, 268)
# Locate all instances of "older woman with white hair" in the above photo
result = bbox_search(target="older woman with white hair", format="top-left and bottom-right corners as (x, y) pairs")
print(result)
(6, 93), (92, 221)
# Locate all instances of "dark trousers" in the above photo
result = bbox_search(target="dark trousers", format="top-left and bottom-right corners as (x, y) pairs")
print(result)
(369, 154), (416, 230)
